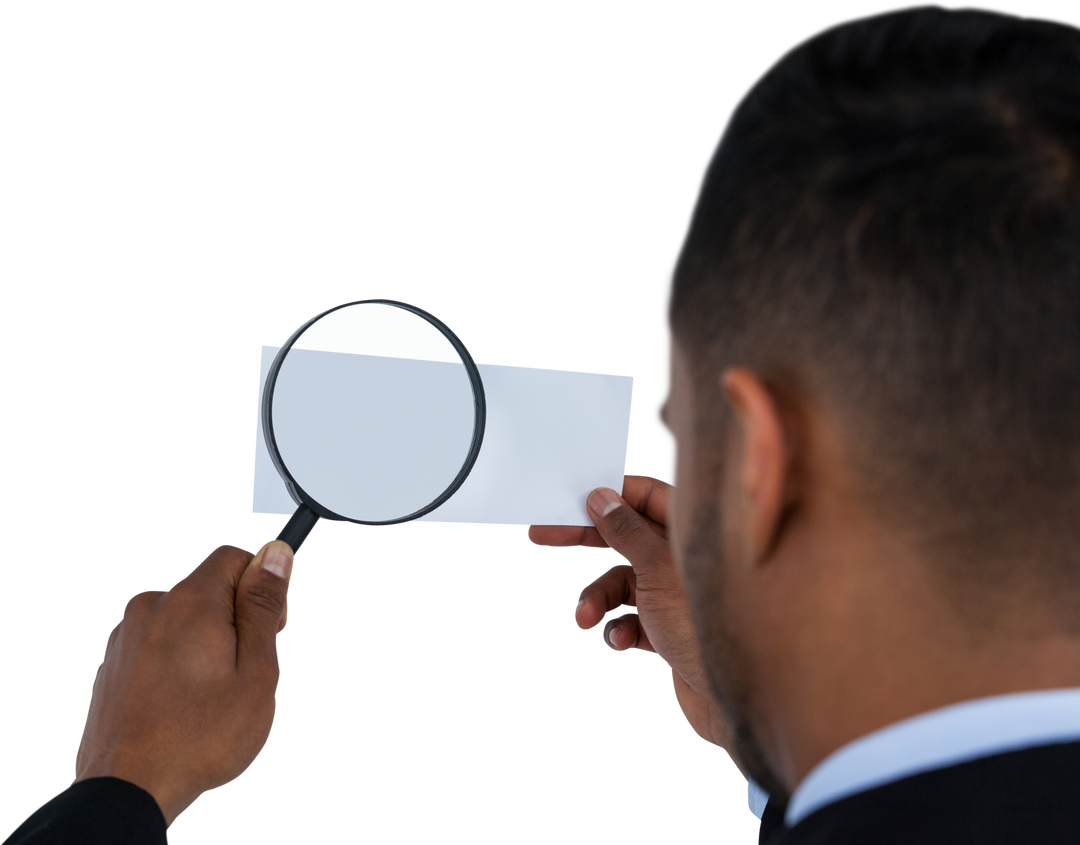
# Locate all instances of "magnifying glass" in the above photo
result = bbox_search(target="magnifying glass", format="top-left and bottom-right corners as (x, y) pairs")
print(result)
(261, 299), (486, 552)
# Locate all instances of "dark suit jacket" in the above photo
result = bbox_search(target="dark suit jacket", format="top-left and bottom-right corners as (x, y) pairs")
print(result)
(759, 740), (1080, 844)
(7, 743), (1080, 844)
(3, 778), (166, 845)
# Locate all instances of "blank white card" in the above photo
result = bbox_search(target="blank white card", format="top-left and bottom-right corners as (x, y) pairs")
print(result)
(253, 347), (633, 525)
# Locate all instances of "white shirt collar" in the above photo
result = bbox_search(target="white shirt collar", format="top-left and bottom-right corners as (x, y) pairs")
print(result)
(786, 687), (1080, 826)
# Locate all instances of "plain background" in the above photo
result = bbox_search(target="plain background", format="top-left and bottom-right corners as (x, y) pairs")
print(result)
(2, 2), (1078, 842)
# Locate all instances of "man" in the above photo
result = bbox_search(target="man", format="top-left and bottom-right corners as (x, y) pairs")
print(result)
(537, 8), (1080, 842)
(7, 6), (1080, 842)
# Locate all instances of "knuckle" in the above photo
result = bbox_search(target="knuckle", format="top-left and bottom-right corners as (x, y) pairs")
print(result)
(608, 512), (645, 543)
(244, 584), (286, 616)
(121, 587), (158, 622)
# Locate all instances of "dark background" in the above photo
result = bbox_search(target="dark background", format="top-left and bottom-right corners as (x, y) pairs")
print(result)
(3, 2), (1066, 841)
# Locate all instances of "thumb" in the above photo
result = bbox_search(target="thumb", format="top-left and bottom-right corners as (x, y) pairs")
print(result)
(586, 487), (669, 575)
(235, 540), (293, 677)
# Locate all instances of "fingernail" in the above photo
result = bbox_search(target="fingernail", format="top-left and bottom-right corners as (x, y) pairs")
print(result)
(588, 488), (622, 518)
(261, 541), (293, 581)
(576, 598), (587, 616)
(607, 626), (620, 649)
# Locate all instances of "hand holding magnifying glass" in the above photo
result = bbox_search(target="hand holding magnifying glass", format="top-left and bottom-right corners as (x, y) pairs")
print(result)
(62, 299), (486, 830)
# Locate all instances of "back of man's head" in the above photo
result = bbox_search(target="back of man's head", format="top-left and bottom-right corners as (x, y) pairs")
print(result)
(671, 6), (1080, 621)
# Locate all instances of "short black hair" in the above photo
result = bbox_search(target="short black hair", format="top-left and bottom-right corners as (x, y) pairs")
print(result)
(670, 7), (1080, 595)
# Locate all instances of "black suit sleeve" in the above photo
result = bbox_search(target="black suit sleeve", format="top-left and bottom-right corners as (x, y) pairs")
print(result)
(3, 777), (167, 845)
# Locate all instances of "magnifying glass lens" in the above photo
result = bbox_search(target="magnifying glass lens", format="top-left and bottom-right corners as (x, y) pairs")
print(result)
(262, 298), (485, 550)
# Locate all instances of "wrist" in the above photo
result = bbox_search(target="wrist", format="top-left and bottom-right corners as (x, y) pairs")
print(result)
(76, 756), (193, 827)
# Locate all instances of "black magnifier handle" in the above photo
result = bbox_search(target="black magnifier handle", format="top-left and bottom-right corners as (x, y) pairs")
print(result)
(277, 503), (320, 553)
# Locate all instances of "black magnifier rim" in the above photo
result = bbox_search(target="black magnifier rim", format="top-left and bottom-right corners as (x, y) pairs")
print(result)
(261, 299), (487, 526)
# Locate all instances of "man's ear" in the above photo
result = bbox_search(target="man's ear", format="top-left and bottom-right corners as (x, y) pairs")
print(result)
(717, 367), (803, 566)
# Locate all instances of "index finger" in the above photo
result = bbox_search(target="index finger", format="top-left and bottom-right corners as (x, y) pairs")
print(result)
(170, 545), (255, 617)
(529, 475), (673, 547)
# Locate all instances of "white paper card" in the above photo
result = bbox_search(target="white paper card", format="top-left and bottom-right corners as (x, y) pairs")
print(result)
(253, 346), (633, 525)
